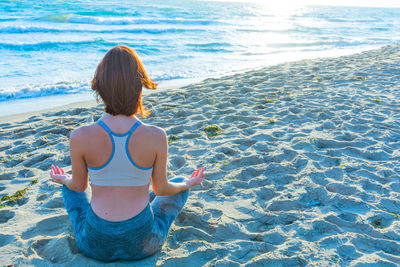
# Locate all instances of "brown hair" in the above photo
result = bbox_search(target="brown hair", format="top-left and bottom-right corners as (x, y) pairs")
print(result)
(91, 45), (157, 117)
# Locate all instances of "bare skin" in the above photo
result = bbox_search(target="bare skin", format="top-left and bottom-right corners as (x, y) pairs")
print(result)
(50, 113), (205, 222)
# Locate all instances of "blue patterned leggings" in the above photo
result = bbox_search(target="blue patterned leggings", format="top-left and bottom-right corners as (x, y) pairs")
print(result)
(61, 177), (189, 262)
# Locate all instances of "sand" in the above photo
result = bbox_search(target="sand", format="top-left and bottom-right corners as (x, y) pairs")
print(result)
(0, 44), (399, 266)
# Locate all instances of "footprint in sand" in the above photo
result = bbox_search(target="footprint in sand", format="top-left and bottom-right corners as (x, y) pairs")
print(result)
(221, 184), (236, 197)
(336, 244), (362, 261)
(267, 199), (307, 212)
(40, 126), (71, 136)
(338, 212), (360, 223)
(0, 144), (12, 152)
(42, 196), (65, 209)
(293, 157), (308, 172)
(367, 212), (395, 229)
(233, 139), (256, 151)
(32, 138), (48, 148)
(351, 236), (400, 256)
(326, 182), (358, 196)
(22, 153), (56, 171)
(0, 209), (15, 223)
(170, 156), (185, 170)
(0, 171), (17, 180)
(335, 132), (358, 141)
(207, 208), (223, 220)
(300, 219), (342, 242)
(22, 115), (42, 123)
(237, 167), (265, 182)
(172, 226), (213, 243)
(0, 122), (12, 129)
(11, 128), (35, 139)
(18, 169), (36, 178)
(167, 126), (184, 135)
(333, 196), (370, 213)
(254, 187), (277, 204)
(22, 153), (55, 168)
(21, 215), (69, 240)
(177, 210), (217, 235)
(0, 233), (15, 247)
(389, 182), (400, 192)
(261, 231), (287, 245)
(30, 235), (79, 263)
(60, 154), (71, 165)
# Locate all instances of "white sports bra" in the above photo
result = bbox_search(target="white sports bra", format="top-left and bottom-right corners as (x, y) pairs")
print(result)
(87, 120), (153, 186)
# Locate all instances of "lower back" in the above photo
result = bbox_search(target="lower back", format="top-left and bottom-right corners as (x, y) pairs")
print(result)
(90, 184), (150, 222)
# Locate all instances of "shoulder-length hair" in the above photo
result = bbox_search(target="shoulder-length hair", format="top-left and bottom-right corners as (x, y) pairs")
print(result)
(91, 45), (157, 117)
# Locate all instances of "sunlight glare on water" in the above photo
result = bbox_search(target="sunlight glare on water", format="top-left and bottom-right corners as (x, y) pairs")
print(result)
(0, 0), (399, 105)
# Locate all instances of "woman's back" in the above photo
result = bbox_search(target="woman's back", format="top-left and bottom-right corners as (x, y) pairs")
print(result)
(73, 114), (162, 221)
(50, 45), (204, 261)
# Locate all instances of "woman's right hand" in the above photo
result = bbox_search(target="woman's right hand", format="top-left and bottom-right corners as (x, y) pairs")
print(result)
(50, 164), (71, 185)
(184, 167), (205, 189)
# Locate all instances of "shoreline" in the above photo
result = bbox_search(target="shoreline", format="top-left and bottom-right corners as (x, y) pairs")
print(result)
(0, 97), (97, 124)
(0, 76), (204, 120)
(0, 43), (390, 120)
(0, 44), (399, 266)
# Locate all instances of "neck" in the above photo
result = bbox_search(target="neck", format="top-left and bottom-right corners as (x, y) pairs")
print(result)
(102, 113), (138, 124)
(104, 113), (136, 119)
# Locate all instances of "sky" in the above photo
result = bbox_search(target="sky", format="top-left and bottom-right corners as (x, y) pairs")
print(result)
(210, 0), (400, 8)
(294, 0), (400, 8)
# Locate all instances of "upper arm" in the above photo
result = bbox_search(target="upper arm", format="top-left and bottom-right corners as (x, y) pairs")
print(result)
(69, 128), (89, 192)
(150, 127), (169, 195)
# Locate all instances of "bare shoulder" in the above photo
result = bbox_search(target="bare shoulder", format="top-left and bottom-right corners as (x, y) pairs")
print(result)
(69, 123), (99, 143)
(139, 123), (167, 143)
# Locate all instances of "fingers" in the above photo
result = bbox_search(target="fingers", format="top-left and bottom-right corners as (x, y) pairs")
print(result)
(51, 165), (66, 177)
(50, 165), (56, 179)
(53, 165), (59, 175)
(197, 167), (204, 177)
(189, 167), (205, 186)
(191, 170), (196, 178)
(196, 167), (204, 177)
(198, 167), (205, 183)
(187, 167), (205, 187)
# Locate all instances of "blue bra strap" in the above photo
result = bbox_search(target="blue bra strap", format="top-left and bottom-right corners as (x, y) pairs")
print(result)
(97, 120), (112, 133)
(129, 121), (141, 133)
(125, 120), (152, 170)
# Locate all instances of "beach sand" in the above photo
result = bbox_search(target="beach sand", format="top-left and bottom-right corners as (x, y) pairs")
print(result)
(0, 44), (399, 266)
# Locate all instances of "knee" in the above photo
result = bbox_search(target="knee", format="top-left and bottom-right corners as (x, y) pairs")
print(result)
(180, 188), (190, 203)
(167, 177), (190, 202)
(61, 184), (70, 200)
(141, 233), (165, 257)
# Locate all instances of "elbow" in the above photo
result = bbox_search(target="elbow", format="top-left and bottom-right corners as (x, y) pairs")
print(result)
(74, 187), (86, 193)
(153, 187), (167, 196)
(153, 183), (171, 196)
(71, 183), (87, 193)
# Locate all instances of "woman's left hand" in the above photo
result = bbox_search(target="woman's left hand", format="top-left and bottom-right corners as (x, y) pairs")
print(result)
(184, 167), (205, 189)
(50, 165), (71, 185)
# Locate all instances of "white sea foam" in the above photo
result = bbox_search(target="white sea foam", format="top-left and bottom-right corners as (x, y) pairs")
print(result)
(0, 0), (399, 108)
(0, 82), (90, 102)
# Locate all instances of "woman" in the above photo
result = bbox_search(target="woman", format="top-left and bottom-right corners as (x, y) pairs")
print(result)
(50, 45), (205, 261)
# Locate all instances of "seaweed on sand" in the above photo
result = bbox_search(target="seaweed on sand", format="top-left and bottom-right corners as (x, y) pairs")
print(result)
(168, 135), (178, 145)
(204, 125), (221, 138)
(0, 179), (38, 208)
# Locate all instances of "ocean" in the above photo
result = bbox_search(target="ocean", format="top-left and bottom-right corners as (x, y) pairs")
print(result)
(0, 0), (399, 115)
